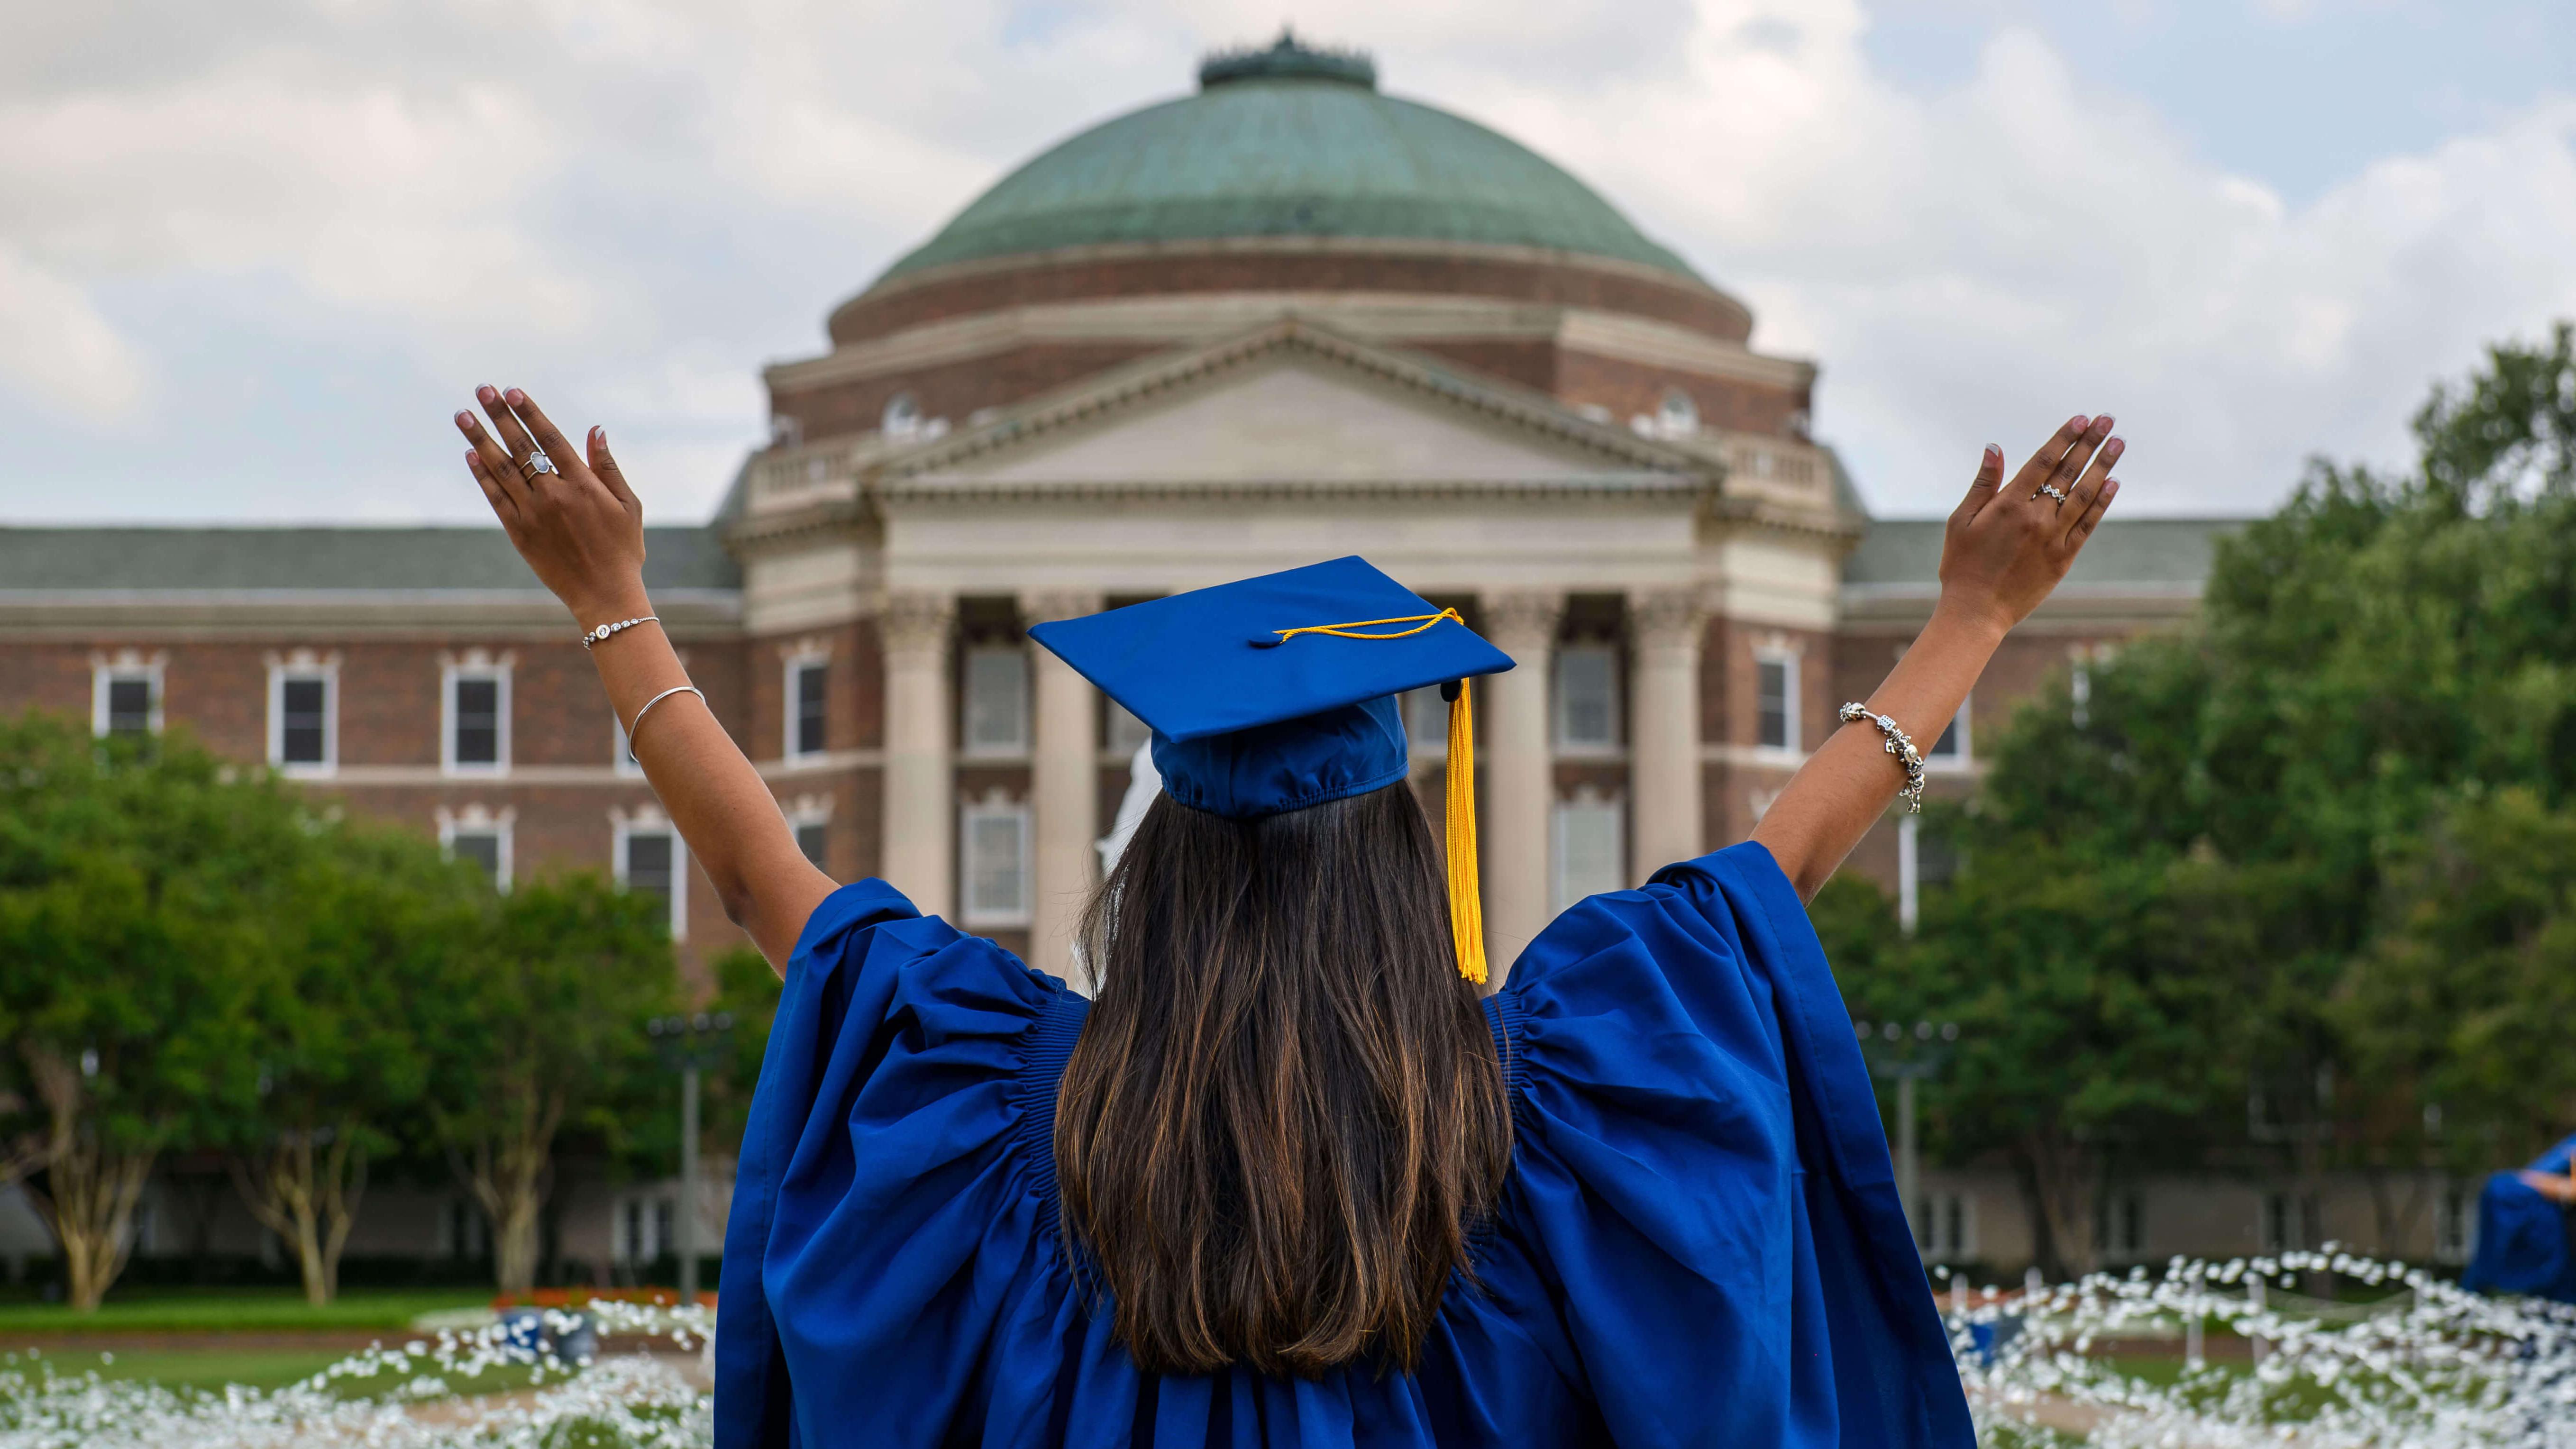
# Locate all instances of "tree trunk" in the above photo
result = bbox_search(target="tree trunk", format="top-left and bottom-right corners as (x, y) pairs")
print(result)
(19, 1043), (155, 1313)
(34, 1139), (155, 1313)
(229, 1124), (369, 1307)
(450, 1086), (564, 1296)
(2018, 1126), (2101, 1282)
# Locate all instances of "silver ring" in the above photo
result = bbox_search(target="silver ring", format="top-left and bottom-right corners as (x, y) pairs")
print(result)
(2037, 483), (2068, 501)
(516, 450), (555, 479)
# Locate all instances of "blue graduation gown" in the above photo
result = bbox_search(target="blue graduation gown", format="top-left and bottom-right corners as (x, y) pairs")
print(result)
(714, 841), (1972, 1447)
(2464, 1132), (2576, 1302)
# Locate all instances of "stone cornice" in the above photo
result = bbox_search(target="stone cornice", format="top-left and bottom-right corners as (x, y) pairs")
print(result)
(879, 475), (1712, 507)
(0, 587), (741, 638)
(830, 235), (1753, 338)
(878, 318), (1720, 484)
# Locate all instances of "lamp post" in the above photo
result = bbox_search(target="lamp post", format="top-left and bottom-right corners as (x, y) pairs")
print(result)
(646, 1011), (733, 1302)
(1854, 1018), (1958, 1251)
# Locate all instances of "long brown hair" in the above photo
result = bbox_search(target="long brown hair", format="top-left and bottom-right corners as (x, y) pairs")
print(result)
(1054, 782), (1512, 1378)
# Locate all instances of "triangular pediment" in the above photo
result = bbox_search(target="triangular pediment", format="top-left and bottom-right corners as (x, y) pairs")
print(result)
(878, 320), (1710, 495)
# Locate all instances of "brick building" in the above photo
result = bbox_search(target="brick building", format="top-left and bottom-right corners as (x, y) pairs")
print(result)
(4, 36), (2402, 1288)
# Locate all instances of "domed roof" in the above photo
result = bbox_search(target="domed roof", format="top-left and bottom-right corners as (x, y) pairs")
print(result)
(877, 35), (1701, 284)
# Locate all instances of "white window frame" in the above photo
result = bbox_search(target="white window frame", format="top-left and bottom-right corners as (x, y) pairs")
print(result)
(787, 797), (832, 874)
(1924, 693), (1972, 771)
(1552, 642), (1622, 755)
(1550, 790), (1628, 912)
(439, 814), (514, 891)
(612, 713), (645, 777)
(1104, 698), (1153, 755)
(959, 795), (1033, 928)
(784, 651), (831, 762)
(614, 818), (689, 939)
(960, 643), (1031, 759)
(441, 661), (512, 776)
(2094, 1188), (2146, 1260)
(1914, 1190), (1978, 1262)
(1753, 648), (1800, 756)
(91, 658), (164, 738)
(266, 661), (338, 776)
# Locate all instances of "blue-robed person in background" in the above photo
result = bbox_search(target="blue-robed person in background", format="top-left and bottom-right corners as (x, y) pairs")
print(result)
(2465, 1134), (2576, 1303)
(445, 382), (2128, 1446)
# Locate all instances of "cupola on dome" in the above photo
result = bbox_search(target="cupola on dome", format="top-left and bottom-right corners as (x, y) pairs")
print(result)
(875, 33), (1700, 283)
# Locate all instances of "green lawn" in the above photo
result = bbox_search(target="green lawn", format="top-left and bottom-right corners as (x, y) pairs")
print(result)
(0, 1286), (491, 1335)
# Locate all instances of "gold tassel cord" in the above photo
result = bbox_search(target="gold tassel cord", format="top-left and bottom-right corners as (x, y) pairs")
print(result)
(1269, 608), (1464, 644)
(1444, 682), (1487, 985)
(1264, 607), (1488, 983)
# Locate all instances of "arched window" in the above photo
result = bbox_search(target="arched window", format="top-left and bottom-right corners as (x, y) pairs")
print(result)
(882, 391), (921, 438)
(1657, 388), (1699, 438)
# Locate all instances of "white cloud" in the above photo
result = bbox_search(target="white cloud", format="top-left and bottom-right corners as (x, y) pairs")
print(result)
(0, 243), (148, 423)
(0, 0), (2570, 522)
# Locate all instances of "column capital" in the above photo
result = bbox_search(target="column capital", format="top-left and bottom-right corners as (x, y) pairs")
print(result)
(1018, 590), (1105, 627)
(1626, 588), (1709, 649)
(878, 591), (956, 661)
(1478, 590), (1564, 654)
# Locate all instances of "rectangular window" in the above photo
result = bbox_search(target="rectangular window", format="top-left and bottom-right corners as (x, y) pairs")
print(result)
(2261, 1192), (2320, 1254)
(959, 800), (1032, 927)
(1914, 1191), (1976, 1261)
(1399, 686), (1448, 753)
(444, 665), (510, 773)
(789, 659), (828, 758)
(1553, 644), (1620, 751)
(795, 821), (829, 871)
(439, 1199), (487, 1258)
(1926, 695), (1971, 766)
(1551, 796), (1627, 912)
(1755, 655), (1798, 752)
(1105, 699), (1152, 754)
(94, 665), (159, 738)
(2094, 1190), (2146, 1259)
(447, 829), (507, 888)
(618, 826), (686, 937)
(280, 678), (328, 763)
(962, 646), (1029, 756)
(2435, 1184), (2473, 1264)
(268, 669), (335, 772)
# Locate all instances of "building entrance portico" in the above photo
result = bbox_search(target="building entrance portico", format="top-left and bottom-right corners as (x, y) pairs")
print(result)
(730, 319), (1851, 981)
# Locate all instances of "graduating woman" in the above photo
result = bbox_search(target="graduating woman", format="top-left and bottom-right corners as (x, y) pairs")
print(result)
(451, 388), (2126, 1447)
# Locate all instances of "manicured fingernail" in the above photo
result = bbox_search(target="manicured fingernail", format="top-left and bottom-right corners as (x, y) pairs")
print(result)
(477, 385), (498, 403)
(455, 411), (473, 429)
(2105, 437), (2124, 455)
(505, 387), (526, 407)
(1983, 444), (2001, 462)
(591, 426), (605, 446)
(2070, 414), (2087, 431)
(2093, 414), (2115, 431)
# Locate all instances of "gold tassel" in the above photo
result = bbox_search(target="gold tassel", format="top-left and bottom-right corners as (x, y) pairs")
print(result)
(1444, 681), (1487, 985)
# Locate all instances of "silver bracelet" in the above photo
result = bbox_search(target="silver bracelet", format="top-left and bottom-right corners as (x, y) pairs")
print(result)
(625, 684), (704, 764)
(582, 615), (658, 650)
(1838, 702), (1927, 814)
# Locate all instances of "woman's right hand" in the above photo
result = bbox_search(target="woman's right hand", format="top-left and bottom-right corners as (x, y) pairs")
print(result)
(455, 385), (650, 630)
(1935, 414), (2123, 638)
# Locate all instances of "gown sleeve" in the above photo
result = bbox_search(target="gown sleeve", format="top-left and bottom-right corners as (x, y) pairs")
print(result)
(713, 879), (1069, 1449)
(2464, 1132), (2576, 1302)
(1483, 840), (1972, 1449)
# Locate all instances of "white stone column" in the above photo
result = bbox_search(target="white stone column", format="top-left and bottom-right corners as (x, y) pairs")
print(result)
(879, 592), (956, 918)
(1480, 591), (1563, 980)
(1627, 589), (1707, 883)
(1022, 591), (1102, 984)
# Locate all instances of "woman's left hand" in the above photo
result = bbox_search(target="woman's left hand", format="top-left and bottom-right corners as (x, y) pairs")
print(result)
(2519, 1169), (2576, 1203)
(454, 386), (649, 628)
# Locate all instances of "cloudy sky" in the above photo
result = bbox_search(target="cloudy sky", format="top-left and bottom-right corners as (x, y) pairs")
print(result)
(5, 0), (2570, 525)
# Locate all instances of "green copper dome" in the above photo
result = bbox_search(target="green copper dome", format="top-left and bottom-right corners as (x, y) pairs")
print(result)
(877, 36), (1701, 283)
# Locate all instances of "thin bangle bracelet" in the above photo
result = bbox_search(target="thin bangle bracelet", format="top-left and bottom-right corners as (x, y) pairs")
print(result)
(625, 684), (704, 764)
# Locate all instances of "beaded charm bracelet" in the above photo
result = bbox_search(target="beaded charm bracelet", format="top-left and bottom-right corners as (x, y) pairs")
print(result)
(1839, 702), (1927, 813)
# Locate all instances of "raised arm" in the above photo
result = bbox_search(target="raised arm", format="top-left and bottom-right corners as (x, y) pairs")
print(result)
(1752, 414), (2125, 900)
(455, 386), (834, 971)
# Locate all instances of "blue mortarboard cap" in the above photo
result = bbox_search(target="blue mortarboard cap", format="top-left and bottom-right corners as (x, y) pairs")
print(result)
(1029, 556), (1514, 984)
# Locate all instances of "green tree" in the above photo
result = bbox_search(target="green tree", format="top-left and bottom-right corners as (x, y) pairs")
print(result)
(228, 830), (489, 1305)
(0, 718), (277, 1310)
(426, 875), (674, 1294)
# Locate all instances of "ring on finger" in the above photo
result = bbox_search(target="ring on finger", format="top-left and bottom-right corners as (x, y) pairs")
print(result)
(516, 450), (555, 480)
(2037, 483), (2068, 502)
